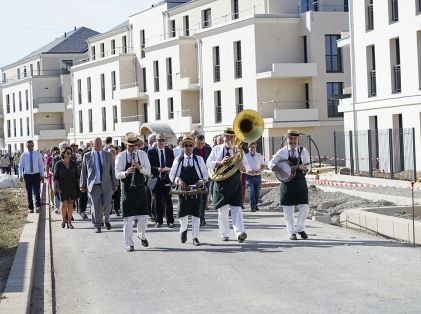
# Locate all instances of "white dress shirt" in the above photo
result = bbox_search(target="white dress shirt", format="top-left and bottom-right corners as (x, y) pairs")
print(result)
(18, 150), (45, 177)
(206, 144), (250, 172)
(115, 150), (151, 180)
(173, 146), (182, 158)
(268, 145), (311, 171)
(169, 153), (208, 183)
(245, 152), (265, 176)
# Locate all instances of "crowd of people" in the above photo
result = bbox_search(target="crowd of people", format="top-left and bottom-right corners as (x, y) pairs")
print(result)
(15, 128), (311, 251)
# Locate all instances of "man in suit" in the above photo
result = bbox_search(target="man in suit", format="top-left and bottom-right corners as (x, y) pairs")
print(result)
(147, 133), (175, 228)
(80, 137), (118, 233)
(193, 133), (212, 226)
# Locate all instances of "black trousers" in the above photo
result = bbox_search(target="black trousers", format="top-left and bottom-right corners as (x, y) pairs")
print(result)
(78, 191), (88, 213)
(153, 185), (174, 225)
(24, 173), (41, 210)
(112, 185), (121, 214)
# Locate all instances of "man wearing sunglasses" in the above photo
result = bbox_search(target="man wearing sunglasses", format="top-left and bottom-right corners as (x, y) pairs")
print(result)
(147, 133), (175, 228)
(170, 135), (208, 246)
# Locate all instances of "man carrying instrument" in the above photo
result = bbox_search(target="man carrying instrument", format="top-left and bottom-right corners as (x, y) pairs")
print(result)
(170, 135), (208, 246)
(206, 128), (250, 243)
(268, 129), (311, 240)
(115, 132), (151, 252)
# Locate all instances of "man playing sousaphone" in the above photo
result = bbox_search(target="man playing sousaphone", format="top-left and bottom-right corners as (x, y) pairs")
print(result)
(269, 129), (311, 240)
(115, 132), (151, 251)
(206, 128), (250, 243)
(169, 135), (208, 246)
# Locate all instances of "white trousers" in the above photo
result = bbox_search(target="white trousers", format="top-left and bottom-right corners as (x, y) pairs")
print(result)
(123, 215), (149, 247)
(179, 215), (200, 239)
(282, 204), (309, 235)
(218, 204), (245, 238)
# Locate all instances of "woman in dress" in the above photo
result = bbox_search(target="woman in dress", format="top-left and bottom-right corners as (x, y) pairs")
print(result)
(53, 147), (80, 229)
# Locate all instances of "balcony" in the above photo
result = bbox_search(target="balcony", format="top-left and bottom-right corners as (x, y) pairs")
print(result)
(114, 115), (143, 135)
(273, 108), (319, 126)
(174, 72), (198, 91)
(114, 83), (147, 101)
(299, 1), (348, 12)
(369, 70), (377, 96)
(34, 124), (66, 140)
(1, 69), (70, 85)
(257, 63), (317, 79)
(33, 97), (65, 113)
(392, 65), (401, 93)
(337, 32), (350, 48)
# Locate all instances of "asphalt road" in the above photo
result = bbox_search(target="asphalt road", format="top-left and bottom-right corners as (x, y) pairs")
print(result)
(51, 207), (421, 314)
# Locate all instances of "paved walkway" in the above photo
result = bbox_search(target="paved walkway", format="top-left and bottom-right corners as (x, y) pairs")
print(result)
(51, 208), (421, 313)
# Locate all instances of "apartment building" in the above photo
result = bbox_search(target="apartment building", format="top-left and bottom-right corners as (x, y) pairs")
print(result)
(0, 27), (99, 152)
(338, 0), (421, 172)
(0, 89), (4, 149)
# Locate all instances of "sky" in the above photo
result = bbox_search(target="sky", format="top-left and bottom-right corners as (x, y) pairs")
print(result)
(0, 0), (158, 70)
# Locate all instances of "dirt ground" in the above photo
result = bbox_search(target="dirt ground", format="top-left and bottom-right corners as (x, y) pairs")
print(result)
(0, 185), (28, 297)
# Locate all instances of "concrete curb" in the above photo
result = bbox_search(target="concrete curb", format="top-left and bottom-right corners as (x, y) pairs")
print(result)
(0, 183), (47, 313)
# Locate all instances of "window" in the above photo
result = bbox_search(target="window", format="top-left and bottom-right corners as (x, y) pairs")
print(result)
(305, 83), (310, 108)
(12, 93), (15, 112)
(26, 117), (30, 136)
(23, 67), (27, 78)
(77, 79), (82, 104)
(88, 109), (93, 132)
(79, 110), (83, 133)
(122, 35), (127, 53)
(111, 40), (116, 55)
(154, 61), (160, 92)
(391, 38), (401, 93)
(100, 74), (106, 100)
(25, 90), (29, 110)
(155, 99), (161, 120)
(389, 0), (399, 22)
(7, 120), (10, 138)
(166, 58), (173, 90)
(168, 98), (174, 119)
(6, 95), (10, 113)
(215, 91), (222, 123)
(113, 105), (117, 131)
(326, 82), (344, 117)
(2, 73), (6, 83)
(367, 45), (376, 96)
(183, 16), (190, 36)
(417, 0), (421, 13)
(111, 71), (116, 95)
(13, 119), (16, 137)
(140, 30), (145, 58)
(213, 46), (220, 82)
(30, 64), (33, 76)
(91, 46), (96, 60)
(17, 68), (20, 79)
(232, 0), (239, 19)
(142, 67), (147, 92)
(61, 60), (73, 74)
(87, 77), (92, 103)
(366, 0), (374, 30)
(234, 41), (242, 78)
(143, 103), (148, 123)
(100, 43), (105, 58)
(19, 118), (23, 136)
(236, 88), (243, 113)
(300, 0), (319, 12)
(202, 8), (212, 28)
(303, 36), (308, 63)
(19, 91), (22, 111)
(170, 20), (176, 38)
(417, 30), (421, 89)
(102, 107), (107, 131)
(325, 35), (342, 72)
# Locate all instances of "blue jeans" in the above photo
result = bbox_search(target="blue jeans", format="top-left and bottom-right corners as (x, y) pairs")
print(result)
(246, 175), (261, 209)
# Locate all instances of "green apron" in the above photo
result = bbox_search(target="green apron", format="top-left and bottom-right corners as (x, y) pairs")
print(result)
(279, 150), (308, 206)
(177, 160), (202, 218)
(121, 153), (148, 217)
(213, 170), (242, 209)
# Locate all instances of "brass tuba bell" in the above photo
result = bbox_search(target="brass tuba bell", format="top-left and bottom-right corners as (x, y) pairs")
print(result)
(209, 109), (264, 181)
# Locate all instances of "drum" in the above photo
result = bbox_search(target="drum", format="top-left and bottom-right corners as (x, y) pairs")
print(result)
(275, 160), (296, 182)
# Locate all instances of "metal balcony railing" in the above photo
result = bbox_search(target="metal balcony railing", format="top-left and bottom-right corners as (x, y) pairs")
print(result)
(214, 65), (220, 82)
(34, 123), (65, 134)
(154, 77), (160, 92)
(73, 47), (134, 66)
(326, 55), (343, 72)
(369, 70), (377, 96)
(234, 60), (242, 79)
(33, 97), (64, 108)
(167, 74), (173, 90)
(2, 69), (69, 84)
(392, 64), (401, 93)
(367, 4), (374, 30)
(299, 1), (349, 13)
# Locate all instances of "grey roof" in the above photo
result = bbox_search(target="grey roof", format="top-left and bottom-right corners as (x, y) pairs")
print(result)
(106, 20), (129, 33)
(20, 27), (100, 61)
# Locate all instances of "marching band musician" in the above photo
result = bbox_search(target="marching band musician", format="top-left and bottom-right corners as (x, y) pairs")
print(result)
(115, 132), (151, 252)
(206, 128), (250, 243)
(169, 136), (208, 246)
(268, 129), (311, 240)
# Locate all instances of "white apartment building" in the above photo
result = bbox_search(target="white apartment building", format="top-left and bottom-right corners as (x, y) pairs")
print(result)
(338, 0), (421, 173)
(0, 27), (99, 152)
(71, 0), (350, 157)
(0, 89), (4, 149)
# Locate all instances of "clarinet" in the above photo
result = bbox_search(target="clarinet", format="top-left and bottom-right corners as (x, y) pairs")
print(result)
(130, 152), (137, 189)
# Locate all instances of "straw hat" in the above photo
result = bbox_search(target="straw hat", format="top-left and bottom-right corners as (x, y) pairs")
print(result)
(223, 127), (235, 135)
(287, 129), (300, 137)
(123, 132), (142, 145)
(180, 135), (195, 147)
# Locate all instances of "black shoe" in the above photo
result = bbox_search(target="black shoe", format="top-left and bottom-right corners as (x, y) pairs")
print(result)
(255, 206), (259, 211)
(138, 235), (149, 247)
(61, 222), (66, 228)
(250, 208), (256, 212)
(298, 231), (308, 239)
(200, 219), (206, 226)
(181, 230), (187, 243)
(290, 234), (298, 240)
(241, 205), (245, 209)
(105, 222), (112, 230)
(80, 212), (88, 220)
(116, 212), (121, 216)
(68, 223), (74, 229)
(193, 238), (201, 246)
(94, 228), (102, 233)
(222, 237), (229, 241)
(29, 209), (34, 213)
(101, 222), (104, 227)
(238, 232), (247, 243)
(35, 207), (41, 213)
(167, 223), (174, 228)
(154, 222), (162, 228)
(71, 215), (74, 221)
(127, 246), (134, 252)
